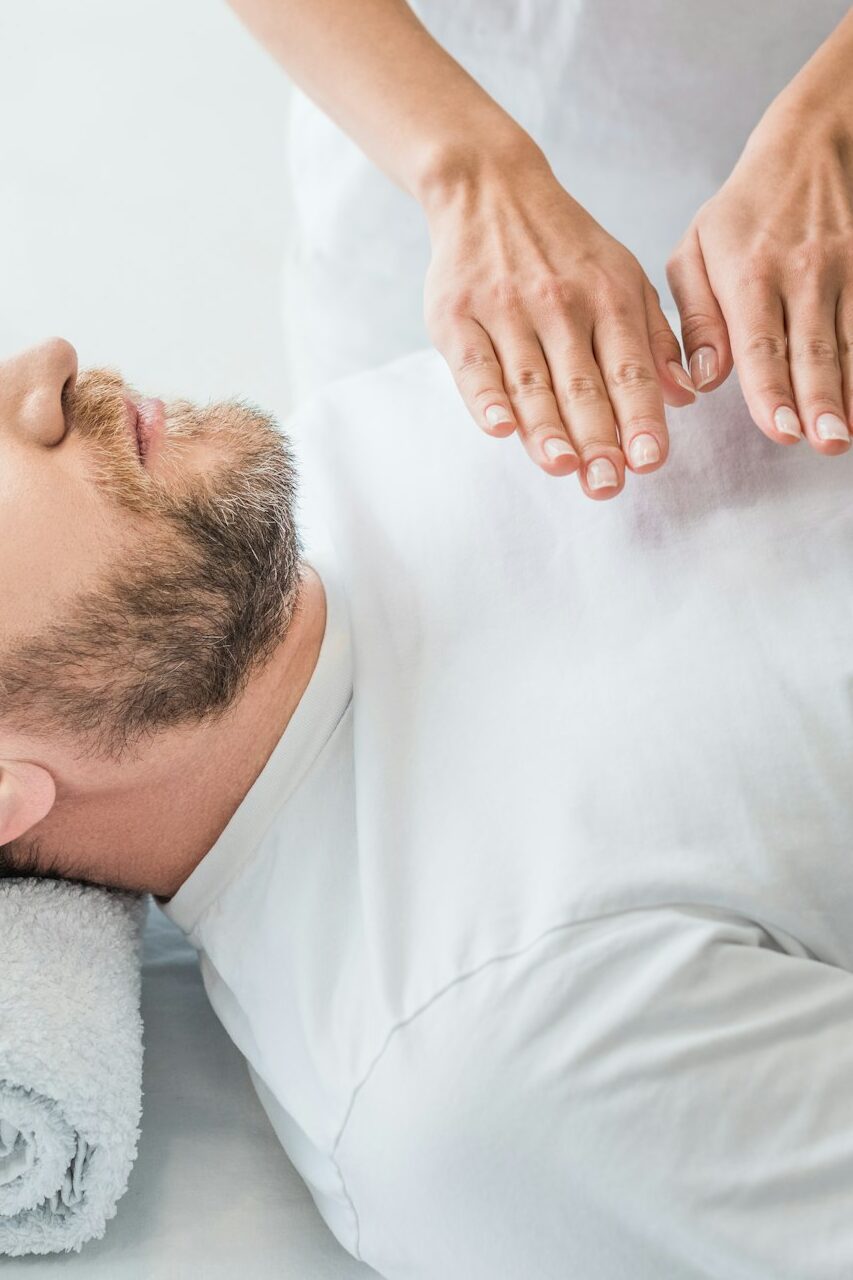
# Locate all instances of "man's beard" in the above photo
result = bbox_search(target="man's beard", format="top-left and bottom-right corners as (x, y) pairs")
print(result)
(0, 368), (305, 763)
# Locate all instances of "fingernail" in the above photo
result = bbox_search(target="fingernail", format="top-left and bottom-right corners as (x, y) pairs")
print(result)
(667, 360), (696, 393)
(773, 406), (802, 439)
(485, 404), (513, 427)
(543, 438), (576, 461)
(815, 412), (850, 442)
(689, 346), (718, 389)
(587, 457), (619, 490)
(628, 433), (661, 468)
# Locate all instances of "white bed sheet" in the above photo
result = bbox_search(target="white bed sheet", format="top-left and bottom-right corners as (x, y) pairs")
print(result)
(3, 897), (379, 1279)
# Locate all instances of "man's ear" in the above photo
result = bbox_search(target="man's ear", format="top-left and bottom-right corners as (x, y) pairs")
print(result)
(0, 760), (56, 843)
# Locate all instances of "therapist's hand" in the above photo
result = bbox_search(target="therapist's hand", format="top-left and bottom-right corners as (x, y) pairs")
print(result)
(420, 141), (697, 501)
(666, 17), (853, 456)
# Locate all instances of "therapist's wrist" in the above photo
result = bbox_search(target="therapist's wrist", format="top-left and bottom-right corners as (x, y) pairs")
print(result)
(414, 123), (551, 223)
(760, 12), (853, 145)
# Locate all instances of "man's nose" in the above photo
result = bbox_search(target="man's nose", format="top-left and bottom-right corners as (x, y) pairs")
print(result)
(0, 338), (78, 446)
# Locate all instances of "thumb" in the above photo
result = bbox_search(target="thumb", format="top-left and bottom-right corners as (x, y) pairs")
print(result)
(666, 226), (733, 392)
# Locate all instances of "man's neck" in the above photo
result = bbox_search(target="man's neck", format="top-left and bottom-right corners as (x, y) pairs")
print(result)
(152, 565), (327, 899)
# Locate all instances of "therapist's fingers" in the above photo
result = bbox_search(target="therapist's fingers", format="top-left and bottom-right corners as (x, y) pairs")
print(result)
(491, 327), (587, 479)
(839, 289), (853, 432)
(589, 301), (669, 479)
(434, 315), (582, 476)
(719, 288), (805, 448)
(438, 317), (520, 440)
(786, 288), (851, 454)
(666, 224), (733, 392)
(642, 278), (697, 408)
(533, 320), (627, 499)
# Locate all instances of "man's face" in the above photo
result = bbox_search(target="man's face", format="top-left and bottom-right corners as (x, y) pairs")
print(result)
(0, 338), (303, 763)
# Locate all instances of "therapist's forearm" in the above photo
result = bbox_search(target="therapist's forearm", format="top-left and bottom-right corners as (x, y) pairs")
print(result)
(225, 0), (543, 210)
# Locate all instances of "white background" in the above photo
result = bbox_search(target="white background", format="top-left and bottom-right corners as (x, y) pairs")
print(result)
(0, 1), (297, 418)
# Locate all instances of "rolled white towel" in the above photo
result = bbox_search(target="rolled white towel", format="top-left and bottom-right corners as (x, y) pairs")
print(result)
(0, 878), (146, 1256)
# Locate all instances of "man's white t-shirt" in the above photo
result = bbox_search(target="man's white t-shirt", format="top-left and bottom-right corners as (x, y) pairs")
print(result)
(156, 347), (853, 1251)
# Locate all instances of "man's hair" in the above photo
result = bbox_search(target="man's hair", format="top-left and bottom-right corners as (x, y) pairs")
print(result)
(0, 842), (39, 879)
(0, 839), (99, 890)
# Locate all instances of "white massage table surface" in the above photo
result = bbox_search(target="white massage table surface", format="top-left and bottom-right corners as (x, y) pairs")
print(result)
(4, 898), (379, 1278)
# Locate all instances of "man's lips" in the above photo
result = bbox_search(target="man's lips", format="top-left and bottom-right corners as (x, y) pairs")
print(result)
(123, 395), (165, 464)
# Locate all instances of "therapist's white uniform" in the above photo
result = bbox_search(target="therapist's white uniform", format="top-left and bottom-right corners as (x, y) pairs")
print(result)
(158, 340), (853, 1278)
(281, 0), (851, 404)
